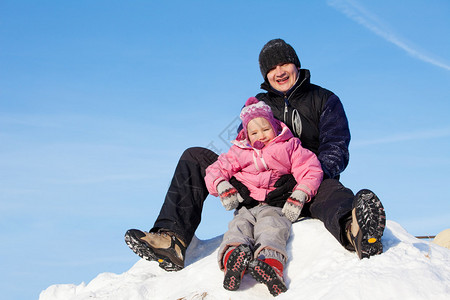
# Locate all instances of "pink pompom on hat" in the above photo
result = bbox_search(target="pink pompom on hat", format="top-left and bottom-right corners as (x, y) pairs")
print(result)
(240, 97), (281, 140)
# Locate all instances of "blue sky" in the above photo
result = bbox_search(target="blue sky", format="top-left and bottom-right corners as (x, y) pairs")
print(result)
(1, 1), (449, 299)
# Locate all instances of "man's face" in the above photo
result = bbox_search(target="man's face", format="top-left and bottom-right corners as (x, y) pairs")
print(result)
(266, 63), (299, 93)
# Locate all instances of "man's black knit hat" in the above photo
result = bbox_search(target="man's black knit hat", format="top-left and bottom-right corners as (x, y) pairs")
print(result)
(258, 39), (301, 79)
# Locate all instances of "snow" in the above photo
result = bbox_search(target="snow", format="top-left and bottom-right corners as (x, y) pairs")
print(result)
(39, 220), (450, 300)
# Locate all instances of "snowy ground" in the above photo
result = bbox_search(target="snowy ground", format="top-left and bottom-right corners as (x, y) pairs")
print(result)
(39, 220), (450, 300)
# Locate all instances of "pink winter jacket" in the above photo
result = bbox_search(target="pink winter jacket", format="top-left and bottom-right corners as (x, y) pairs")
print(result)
(205, 123), (323, 202)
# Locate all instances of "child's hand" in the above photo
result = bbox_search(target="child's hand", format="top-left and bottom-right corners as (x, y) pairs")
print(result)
(217, 181), (244, 211)
(282, 190), (308, 222)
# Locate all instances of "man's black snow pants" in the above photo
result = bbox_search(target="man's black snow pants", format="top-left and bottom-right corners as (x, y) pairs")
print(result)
(152, 147), (355, 249)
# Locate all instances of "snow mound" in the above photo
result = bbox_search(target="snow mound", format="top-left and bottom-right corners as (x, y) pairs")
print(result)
(39, 220), (450, 299)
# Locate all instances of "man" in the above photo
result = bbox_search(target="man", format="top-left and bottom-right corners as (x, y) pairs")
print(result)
(125, 39), (386, 272)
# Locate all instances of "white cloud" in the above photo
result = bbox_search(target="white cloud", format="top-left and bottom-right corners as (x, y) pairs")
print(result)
(327, 0), (450, 71)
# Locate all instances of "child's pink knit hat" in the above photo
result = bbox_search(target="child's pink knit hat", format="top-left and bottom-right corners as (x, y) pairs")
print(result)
(240, 97), (281, 140)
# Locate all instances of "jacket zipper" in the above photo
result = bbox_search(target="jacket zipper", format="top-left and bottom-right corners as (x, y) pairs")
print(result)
(252, 148), (269, 171)
(283, 76), (307, 123)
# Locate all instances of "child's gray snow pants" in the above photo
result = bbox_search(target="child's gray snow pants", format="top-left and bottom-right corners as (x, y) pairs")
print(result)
(217, 204), (291, 270)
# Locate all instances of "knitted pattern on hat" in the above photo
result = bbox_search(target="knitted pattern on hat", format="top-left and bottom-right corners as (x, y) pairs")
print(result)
(259, 38), (301, 79)
(240, 97), (281, 142)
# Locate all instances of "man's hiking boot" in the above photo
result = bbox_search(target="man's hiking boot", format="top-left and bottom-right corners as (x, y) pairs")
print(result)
(347, 189), (386, 259)
(223, 244), (252, 291)
(248, 258), (287, 297)
(124, 228), (186, 271)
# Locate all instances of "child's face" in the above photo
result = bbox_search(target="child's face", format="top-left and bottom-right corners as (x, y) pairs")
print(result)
(247, 117), (276, 147)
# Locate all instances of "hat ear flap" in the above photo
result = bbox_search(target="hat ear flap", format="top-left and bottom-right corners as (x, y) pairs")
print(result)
(236, 128), (246, 141)
(273, 119), (282, 136)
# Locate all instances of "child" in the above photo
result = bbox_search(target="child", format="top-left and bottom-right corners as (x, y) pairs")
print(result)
(205, 97), (323, 296)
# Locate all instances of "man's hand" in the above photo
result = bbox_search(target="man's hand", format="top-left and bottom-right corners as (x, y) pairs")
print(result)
(229, 176), (259, 208)
(265, 174), (297, 207)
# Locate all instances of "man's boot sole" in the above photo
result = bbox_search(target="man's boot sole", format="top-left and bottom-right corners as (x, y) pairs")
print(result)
(353, 189), (386, 259)
(124, 229), (183, 272)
